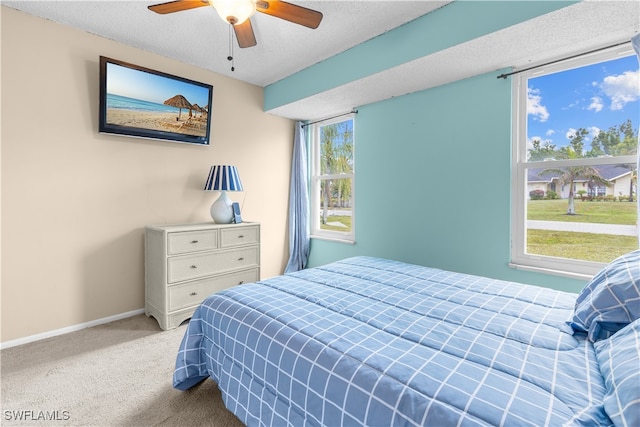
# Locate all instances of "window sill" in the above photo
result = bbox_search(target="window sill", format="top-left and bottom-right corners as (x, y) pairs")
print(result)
(310, 235), (356, 245)
(508, 262), (594, 282)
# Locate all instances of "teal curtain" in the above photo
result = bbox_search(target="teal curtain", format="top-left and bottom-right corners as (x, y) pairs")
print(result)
(284, 122), (310, 273)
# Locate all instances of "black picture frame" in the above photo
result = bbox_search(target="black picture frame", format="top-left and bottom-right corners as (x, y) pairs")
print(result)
(99, 56), (213, 146)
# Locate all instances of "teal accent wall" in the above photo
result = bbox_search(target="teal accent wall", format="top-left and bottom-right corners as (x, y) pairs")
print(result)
(264, 1), (588, 293)
(307, 71), (587, 293)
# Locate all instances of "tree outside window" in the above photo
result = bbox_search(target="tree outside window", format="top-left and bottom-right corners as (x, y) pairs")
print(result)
(311, 117), (355, 242)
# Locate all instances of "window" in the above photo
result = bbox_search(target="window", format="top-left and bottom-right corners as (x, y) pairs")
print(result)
(511, 44), (639, 279)
(310, 115), (355, 242)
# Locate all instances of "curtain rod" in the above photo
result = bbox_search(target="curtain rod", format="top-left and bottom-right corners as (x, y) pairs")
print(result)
(301, 109), (358, 128)
(496, 40), (631, 80)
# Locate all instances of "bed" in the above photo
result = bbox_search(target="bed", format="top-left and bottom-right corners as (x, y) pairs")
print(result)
(173, 252), (640, 426)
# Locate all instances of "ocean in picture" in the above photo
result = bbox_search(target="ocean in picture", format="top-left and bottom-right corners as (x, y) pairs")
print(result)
(106, 93), (179, 114)
(105, 93), (207, 137)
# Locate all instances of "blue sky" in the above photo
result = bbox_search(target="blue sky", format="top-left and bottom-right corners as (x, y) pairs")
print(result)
(106, 62), (211, 107)
(527, 53), (639, 152)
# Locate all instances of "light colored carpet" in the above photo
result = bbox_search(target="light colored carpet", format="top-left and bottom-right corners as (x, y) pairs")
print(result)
(1, 315), (245, 426)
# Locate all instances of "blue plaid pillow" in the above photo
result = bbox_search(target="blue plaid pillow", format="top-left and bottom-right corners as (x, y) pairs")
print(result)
(594, 318), (640, 427)
(570, 250), (640, 342)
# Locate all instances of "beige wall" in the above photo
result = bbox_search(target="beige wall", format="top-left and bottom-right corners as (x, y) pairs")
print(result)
(1, 7), (294, 343)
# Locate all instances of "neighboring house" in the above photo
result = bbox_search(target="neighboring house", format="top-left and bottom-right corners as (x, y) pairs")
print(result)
(527, 164), (636, 199)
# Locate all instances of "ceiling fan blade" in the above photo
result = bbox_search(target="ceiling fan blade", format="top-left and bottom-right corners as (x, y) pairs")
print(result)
(256, 1), (323, 29)
(148, 0), (210, 15)
(233, 20), (257, 48)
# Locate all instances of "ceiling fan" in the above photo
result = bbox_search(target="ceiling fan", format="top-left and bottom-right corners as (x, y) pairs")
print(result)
(148, 0), (323, 48)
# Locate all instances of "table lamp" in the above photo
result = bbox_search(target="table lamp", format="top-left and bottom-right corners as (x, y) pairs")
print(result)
(204, 165), (243, 223)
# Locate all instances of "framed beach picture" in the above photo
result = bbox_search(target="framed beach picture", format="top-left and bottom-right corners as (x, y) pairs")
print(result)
(99, 56), (213, 145)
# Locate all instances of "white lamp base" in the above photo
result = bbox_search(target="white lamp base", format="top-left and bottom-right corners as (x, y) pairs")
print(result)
(210, 191), (234, 223)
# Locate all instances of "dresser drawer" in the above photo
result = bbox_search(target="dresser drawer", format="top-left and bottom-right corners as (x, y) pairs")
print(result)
(167, 230), (218, 255)
(221, 225), (259, 248)
(146, 222), (260, 330)
(167, 246), (259, 283)
(168, 268), (259, 311)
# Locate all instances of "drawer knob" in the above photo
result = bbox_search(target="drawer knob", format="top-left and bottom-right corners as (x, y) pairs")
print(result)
(190, 240), (199, 244)
(238, 257), (244, 261)
(238, 235), (244, 238)
(238, 280), (244, 285)
(190, 292), (198, 296)
(190, 265), (198, 269)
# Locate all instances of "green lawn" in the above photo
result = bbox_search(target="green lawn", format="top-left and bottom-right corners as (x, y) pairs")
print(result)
(527, 199), (637, 224)
(320, 215), (352, 232)
(527, 230), (637, 262)
(527, 199), (637, 262)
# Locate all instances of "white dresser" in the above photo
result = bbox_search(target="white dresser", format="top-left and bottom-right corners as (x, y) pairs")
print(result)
(144, 222), (260, 330)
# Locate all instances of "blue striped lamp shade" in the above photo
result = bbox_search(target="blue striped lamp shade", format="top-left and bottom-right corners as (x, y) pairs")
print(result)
(203, 165), (244, 191)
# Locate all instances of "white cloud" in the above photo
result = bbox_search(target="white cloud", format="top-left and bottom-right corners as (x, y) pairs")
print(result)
(566, 99), (580, 109)
(587, 96), (603, 112)
(527, 87), (549, 122)
(566, 128), (577, 140)
(588, 126), (601, 138)
(602, 70), (639, 111)
(546, 129), (555, 137)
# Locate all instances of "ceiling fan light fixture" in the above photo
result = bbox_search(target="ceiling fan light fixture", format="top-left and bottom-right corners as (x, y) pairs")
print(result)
(212, 0), (257, 25)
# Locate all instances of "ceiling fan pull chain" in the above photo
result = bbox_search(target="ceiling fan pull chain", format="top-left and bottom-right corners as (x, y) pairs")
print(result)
(227, 25), (235, 72)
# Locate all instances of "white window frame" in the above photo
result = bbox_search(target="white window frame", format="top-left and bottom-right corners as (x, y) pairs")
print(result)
(510, 43), (637, 280)
(310, 114), (355, 243)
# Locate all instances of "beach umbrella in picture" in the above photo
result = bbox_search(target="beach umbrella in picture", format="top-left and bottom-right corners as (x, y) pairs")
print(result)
(192, 104), (204, 117)
(163, 94), (193, 121)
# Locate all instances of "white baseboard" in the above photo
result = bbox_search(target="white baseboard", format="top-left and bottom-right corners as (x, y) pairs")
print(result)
(0, 308), (145, 350)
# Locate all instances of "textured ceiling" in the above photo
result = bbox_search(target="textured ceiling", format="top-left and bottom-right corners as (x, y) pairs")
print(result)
(3, 0), (449, 87)
(4, 1), (639, 120)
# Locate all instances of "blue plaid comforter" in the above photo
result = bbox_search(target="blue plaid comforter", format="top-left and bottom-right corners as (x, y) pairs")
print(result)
(174, 256), (610, 426)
